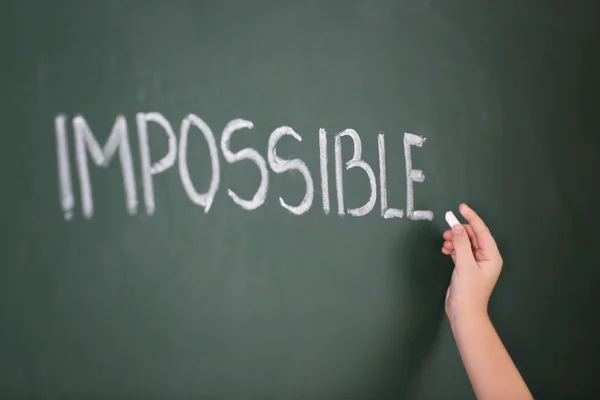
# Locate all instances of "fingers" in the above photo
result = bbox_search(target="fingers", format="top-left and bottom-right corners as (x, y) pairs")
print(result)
(442, 205), (491, 262)
(459, 203), (496, 249)
(442, 241), (453, 254)
(442, 224), (478, 255)
(464, 225), (479, 249)
(443, 229), (452, 241)
(450, 224), (476, 264)
(441, 245), (454, 262)
(443, 225), (478, 248)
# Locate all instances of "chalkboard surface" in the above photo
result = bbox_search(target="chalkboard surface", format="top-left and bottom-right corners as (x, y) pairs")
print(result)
(1, 1), (599, 398)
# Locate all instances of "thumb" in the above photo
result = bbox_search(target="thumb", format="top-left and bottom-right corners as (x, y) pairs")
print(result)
(451, 224), (475, 264)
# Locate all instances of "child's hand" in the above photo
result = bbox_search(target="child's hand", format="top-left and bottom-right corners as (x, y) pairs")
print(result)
(441, 204), (503, 322)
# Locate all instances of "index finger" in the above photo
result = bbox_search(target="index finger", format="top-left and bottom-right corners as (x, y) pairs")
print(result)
(458, 203), (497, 248)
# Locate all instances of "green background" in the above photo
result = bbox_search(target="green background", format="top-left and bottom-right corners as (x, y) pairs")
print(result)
(1, 1), (598, 398)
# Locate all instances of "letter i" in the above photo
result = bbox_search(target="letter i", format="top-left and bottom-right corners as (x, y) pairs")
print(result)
(55, 114), (74, 220)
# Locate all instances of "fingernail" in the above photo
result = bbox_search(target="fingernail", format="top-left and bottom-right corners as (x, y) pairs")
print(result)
(452, 224), (464, 234)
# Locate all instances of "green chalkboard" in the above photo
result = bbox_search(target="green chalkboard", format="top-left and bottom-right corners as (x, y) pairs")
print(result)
(1, 1), (599, 398)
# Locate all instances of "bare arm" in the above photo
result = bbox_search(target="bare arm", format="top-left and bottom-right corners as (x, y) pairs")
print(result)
(441, 204), (533, 400)
(451, 314), (532, 400)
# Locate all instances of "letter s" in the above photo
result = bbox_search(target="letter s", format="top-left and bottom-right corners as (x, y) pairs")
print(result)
(268, 126), (314, 215)
(220, 119), (269, 210)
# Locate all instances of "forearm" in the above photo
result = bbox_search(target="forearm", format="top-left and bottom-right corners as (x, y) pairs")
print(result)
(450, 314), (532, 400)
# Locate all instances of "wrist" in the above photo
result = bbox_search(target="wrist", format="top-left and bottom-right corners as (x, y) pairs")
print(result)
(448, 310), (490, 331)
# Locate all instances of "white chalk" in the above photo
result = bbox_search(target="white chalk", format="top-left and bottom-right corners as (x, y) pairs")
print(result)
(445, 211), (460, 228)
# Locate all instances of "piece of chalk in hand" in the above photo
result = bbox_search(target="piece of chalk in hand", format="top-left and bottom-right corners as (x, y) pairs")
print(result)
(445, 211), (460, 228)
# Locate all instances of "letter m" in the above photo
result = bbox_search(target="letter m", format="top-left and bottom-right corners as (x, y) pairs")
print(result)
(73, 115), (137, 218)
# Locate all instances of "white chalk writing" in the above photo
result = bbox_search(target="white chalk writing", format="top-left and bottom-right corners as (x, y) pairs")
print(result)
(267, 126), (314, 215)
(55, 114), (434, 221)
